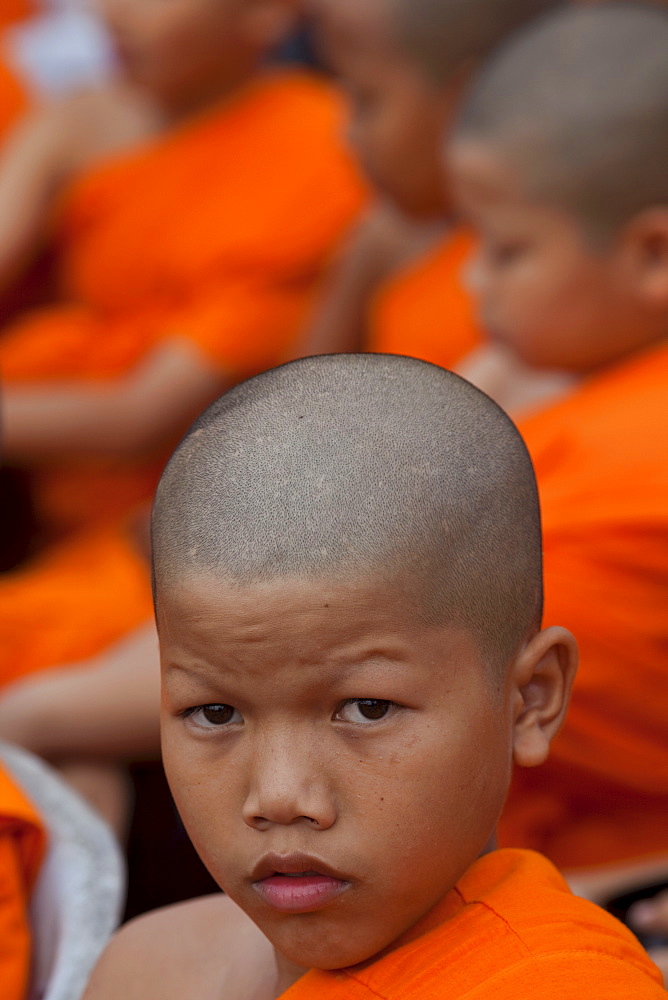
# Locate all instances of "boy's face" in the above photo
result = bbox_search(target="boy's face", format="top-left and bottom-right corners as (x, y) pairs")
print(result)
(449, 140), (656, 372)
(159, 575), (515, 969)
(313, 0), (455, 218)
(100, 0), (291, 106)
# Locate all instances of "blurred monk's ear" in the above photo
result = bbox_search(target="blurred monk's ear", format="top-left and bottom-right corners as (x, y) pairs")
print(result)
(616, 208), (668, 306)
(510, 626), (578, 769)
(242, 0), (300, 49)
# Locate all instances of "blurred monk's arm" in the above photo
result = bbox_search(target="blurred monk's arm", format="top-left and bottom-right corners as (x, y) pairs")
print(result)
(0, 89), (157, 297)
(0, 104), (75, 292)
(2, 337), (226, 459)
(292, 201), (421, 358)
(0, 623), (160, 760)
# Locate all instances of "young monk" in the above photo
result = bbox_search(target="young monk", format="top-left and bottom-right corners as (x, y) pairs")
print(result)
(82, 354), (664, 998)
(297, 0), (560, 369)
(0, 759), (46, 1000)
(0, 0), (365, 687)
(446, 4), (668, 883)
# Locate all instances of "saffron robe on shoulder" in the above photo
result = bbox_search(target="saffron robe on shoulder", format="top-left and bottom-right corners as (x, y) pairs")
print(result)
(366, 226), (479, 370)
(0, 762), (46, 1000)
(280, 850), (664, 998)
(499, 341), (668, 869)
(0, 68), (367, 532)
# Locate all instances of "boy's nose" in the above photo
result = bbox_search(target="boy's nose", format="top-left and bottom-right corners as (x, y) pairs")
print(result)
(241, 733), (337, 832)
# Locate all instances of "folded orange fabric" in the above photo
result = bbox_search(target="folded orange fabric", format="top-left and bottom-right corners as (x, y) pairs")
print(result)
(280, 849), (664, 997)
(499, 341), (668, 868)
(367, 227), (479, 370)
(0, 526), (153, 688)
(0, 52), (28, 139)
(0, 69), (367, 532)
(0, 762), (46, 1000)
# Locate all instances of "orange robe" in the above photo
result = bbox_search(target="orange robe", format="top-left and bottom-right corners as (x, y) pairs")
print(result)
(0, 70), (365, 686)
(499, 341), (668, 869)
(0, 0), (33, 135)
(0, 57), (27, 137)
(1, 68), (367, 533)
(280, 850), (664, 998)
(0, 1), (32, 31)
(367, 226), (480, 369)
(0, 762), (46, 1000)
(0, 526), (153, 689)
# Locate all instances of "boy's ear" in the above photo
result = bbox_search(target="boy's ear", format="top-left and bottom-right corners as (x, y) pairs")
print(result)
(510, 626), (578, 769)
(618, 208), (668, 305)
(242, 0), (300, 49)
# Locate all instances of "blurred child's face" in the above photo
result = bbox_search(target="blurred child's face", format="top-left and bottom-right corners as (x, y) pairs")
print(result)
(159, 575), (516, 969)
(314, 0), (455, 218)
(99, 0), (292, 108)
(449, 141), (659, 372)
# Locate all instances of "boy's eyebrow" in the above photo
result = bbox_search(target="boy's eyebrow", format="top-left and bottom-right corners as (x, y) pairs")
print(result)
(161, 641), (430, 680)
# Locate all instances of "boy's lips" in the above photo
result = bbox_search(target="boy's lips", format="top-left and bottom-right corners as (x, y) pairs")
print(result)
(251, 852), (351, 913)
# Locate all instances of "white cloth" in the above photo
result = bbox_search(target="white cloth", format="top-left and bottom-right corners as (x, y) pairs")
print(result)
(4, 2), (115, 98)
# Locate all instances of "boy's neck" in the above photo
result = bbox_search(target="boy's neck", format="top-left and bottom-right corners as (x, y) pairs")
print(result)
(272, 950), (308, 999)
(151, 61), (272, 126)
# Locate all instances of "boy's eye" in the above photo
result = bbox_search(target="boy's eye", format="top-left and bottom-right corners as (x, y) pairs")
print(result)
(335, 699), (394, 724)
(185, 704), (242, 729)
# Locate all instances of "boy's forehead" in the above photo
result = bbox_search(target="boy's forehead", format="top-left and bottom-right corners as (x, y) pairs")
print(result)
(158, 570), (426, 637)
(157, 571), (490, 686)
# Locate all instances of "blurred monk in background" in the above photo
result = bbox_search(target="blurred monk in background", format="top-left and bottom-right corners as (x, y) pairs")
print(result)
(0, 0), (365, 690)
(296, 0), (561, 374)
(446, 3), (668, 935)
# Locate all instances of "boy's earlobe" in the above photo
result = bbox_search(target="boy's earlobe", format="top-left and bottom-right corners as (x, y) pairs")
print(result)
(511, 626), (578, 769)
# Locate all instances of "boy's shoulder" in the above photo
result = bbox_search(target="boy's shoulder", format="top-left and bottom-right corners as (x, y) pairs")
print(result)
(307, 850), (664, 999)
(83, 893), (277, 1000)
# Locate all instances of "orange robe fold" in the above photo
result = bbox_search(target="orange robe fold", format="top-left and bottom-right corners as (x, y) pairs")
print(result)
(280, 850), (664, 998)
(367, 227), (480, 370)
(0, 2), (32, 31)
(0, 50), (28, 140)
(0, 762), (46, 1000)
(499, 341), (668, 869)
(0, 526), (153, 688)
(0, 2), (33, 138)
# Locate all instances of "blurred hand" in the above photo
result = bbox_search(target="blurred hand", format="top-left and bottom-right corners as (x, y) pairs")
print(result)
(629, 891), (668, 986)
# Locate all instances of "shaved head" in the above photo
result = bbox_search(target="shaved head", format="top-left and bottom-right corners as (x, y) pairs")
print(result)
(152, 355), (542, 673)
(453, 4), (668, 236)
(389, 0), (564, 85)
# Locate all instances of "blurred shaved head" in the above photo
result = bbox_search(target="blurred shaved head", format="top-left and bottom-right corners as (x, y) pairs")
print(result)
(453, 4), (668, 237)
(390, 0), (564, 85)
(152, 355), (543, 673)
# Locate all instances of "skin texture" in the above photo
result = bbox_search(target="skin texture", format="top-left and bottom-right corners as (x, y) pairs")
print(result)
(313, 0), (456, 217)
(159, 573), (576, 974)
(448, 141), (668, 373)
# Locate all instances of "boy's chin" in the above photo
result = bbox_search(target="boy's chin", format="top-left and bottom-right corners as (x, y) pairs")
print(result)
(264, 918), (397, 972)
